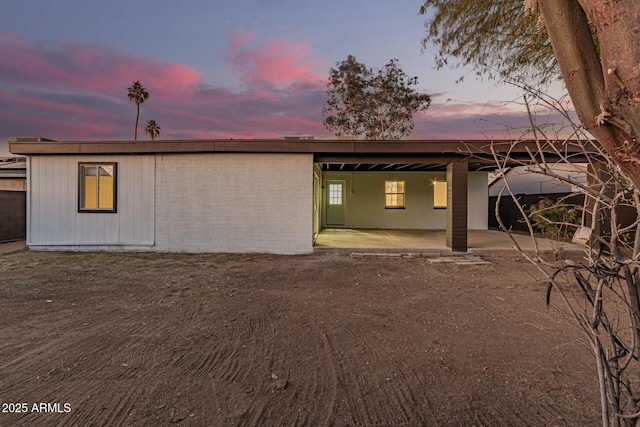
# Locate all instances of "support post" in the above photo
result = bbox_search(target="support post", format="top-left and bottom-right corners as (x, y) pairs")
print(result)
(446, 162), (468, 252)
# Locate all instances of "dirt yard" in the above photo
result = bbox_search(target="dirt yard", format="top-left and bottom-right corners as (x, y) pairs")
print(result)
(0, 250), (599, 426)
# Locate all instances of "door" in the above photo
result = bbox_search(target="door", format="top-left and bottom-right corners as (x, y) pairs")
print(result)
(313, 172), (321, 239)
(325, 180), (345, 226)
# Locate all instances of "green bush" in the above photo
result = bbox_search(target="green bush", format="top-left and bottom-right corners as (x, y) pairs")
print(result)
(528, 196), (579, 241)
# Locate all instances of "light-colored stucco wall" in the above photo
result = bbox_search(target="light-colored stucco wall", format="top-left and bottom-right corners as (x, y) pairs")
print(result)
(322, 171), (488, 230)
(154, 153), (313, 254)
(467, 172), (489, 230)
(28, 155), (155, 249)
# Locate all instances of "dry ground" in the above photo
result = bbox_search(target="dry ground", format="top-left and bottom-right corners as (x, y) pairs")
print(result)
(0, 250), (600, 426)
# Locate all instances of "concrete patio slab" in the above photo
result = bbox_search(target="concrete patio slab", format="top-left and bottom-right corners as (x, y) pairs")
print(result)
(315, 228), (583, 254)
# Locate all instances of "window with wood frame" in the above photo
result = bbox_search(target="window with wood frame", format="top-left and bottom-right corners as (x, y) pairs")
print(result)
(78, 163), (117, 212)
(385, 180), (405, 208)
(433, 181), (447, 208)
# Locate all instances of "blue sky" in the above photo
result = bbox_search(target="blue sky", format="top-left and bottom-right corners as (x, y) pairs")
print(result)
(0, 0), (565, 155)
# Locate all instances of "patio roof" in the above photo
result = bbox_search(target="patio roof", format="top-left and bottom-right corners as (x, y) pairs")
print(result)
(9, 138), (595, 172)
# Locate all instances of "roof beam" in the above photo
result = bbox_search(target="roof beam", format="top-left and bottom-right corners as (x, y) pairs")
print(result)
(10, 139), (599, 158)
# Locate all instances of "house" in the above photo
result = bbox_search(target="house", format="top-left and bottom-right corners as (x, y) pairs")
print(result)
(0, 157), (27, 242)
(489, 164), (588, 197)
(488, 164), (588, 232)
(0, 157), (27, 191)
(9, 138), (586, 254)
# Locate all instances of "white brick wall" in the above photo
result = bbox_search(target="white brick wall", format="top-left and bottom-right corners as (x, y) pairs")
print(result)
(154, 153), (313, 254)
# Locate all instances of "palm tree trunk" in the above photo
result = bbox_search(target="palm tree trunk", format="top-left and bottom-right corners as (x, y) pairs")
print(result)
(135, 104), (140, 141)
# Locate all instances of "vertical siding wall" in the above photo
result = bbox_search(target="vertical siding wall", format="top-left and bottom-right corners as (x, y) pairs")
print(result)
(322, 171), (488, 230)
(28, 155), (155, 248)
(155, 153), (313, 254)
(0, 190), (26, 242)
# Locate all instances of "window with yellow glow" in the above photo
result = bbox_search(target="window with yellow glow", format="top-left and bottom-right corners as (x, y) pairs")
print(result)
(433, 181), (447, 208)
(79, 163), (116, 212)
(385, 180), (405, 208)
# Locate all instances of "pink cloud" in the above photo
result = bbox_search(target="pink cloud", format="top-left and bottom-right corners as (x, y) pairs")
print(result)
(424, 101), (516, 117)
(0, 30), (563, 153)
(0, 30), (335, 147)
(1, 88), (122, 121)
(413, 106), (574, 140)
(0, 31), (201, 100)
(224, 30), (327, 87)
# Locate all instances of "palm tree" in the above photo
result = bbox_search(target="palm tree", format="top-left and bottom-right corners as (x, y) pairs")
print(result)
(127, 81), (149, 141)
(144, 120), (161, 141)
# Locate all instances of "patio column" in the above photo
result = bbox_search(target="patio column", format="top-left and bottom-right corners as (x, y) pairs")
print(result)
(446, 162), (468, 252)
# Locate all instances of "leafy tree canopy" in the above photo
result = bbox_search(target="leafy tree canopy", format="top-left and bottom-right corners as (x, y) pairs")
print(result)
(322, 55), (431, 140)
(127, 80), (149, 106)
(144, 119), (161, 141)
(419, 0), (558, 85)
(421, 1), (640, 189)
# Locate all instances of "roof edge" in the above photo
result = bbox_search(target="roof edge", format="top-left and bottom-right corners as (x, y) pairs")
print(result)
(8, 138), (593, 156)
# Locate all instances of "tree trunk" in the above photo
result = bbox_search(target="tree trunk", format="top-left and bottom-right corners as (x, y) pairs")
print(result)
(538, 0), (640, 188)
(135, 104), (140, 142)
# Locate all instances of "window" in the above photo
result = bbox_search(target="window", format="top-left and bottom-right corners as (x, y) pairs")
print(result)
(329, 183), (343, 205)
(433, 181), (447, 208)
(79, 163), (116, 212)
(385, 180), (405, 208)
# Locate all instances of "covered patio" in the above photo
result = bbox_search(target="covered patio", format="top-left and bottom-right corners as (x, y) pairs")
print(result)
(315, 228), (583, 253)
(10, 138), (593, 254)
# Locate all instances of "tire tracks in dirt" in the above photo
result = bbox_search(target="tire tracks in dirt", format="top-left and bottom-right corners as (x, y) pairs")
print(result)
(314, 320), (431, 426)
(318, 330), (339, 426)
(168, 310), (282, 426)
(1, 301), (174, 426)
(0, 252), (601, 426)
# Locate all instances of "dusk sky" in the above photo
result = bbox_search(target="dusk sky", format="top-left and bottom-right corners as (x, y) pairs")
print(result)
(1, 0), (567, 156)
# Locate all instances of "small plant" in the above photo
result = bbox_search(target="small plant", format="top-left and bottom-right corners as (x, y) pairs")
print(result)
(528, 196), (579, 259)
